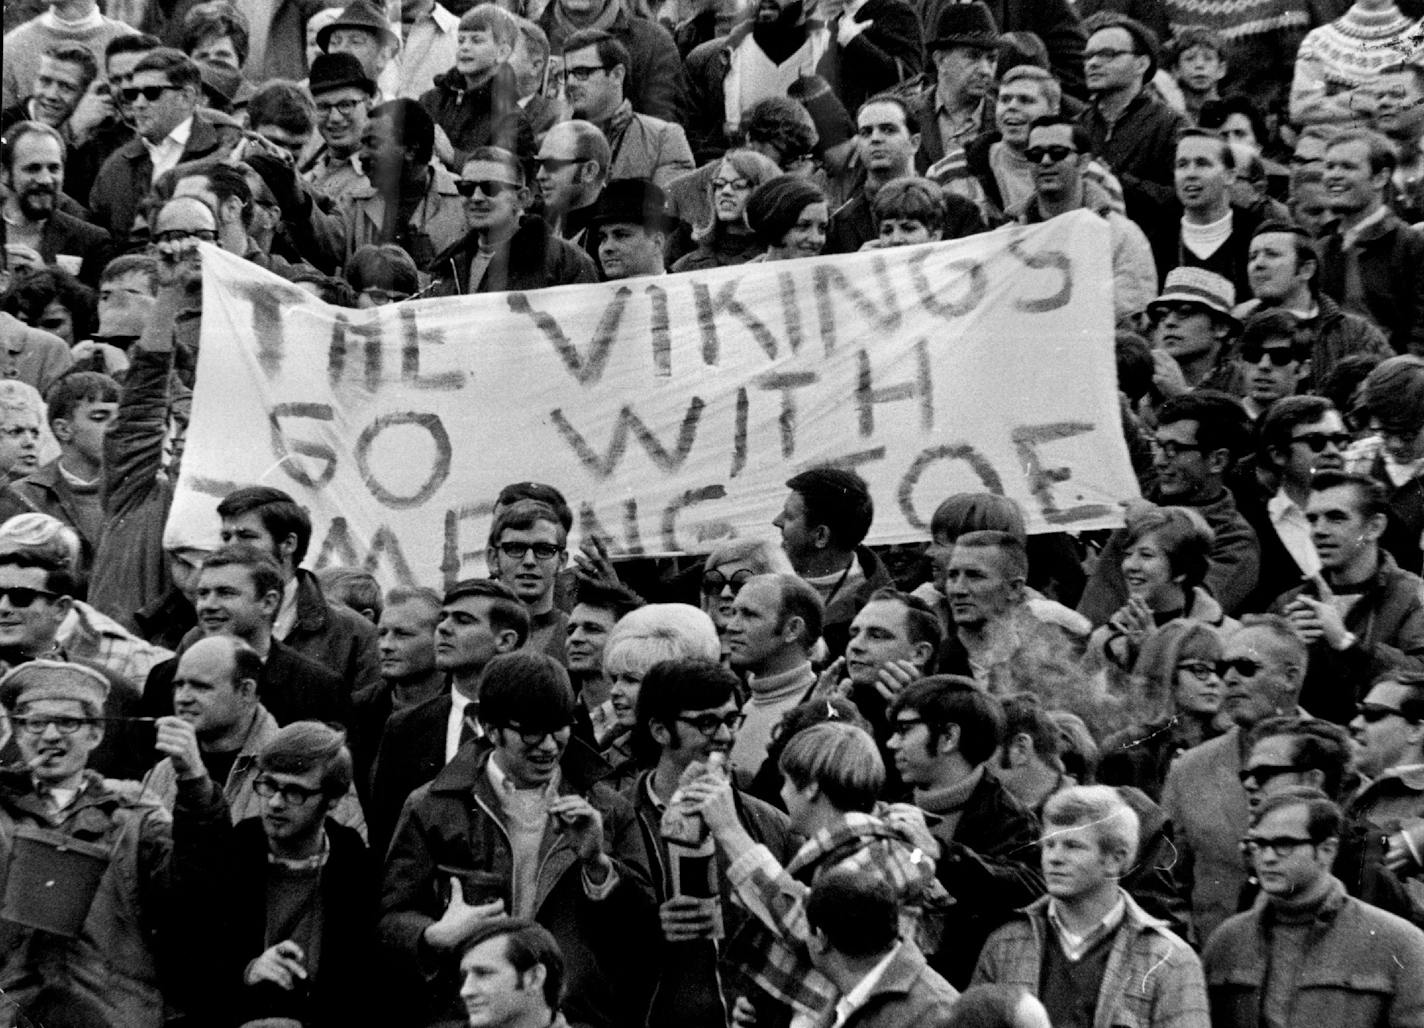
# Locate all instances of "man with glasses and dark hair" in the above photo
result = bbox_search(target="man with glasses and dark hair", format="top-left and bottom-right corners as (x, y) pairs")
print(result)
(382, 651), (656, 1028)
(1163, 613), (1307, 943)
(430, 144), (596, 294)
(1239, 222), (1390, 387)
(487, 499), (581, 662)
(1349, 672), (1424, 900)
(1075, 14), (1188, 230)
(1203, 788), (1424, 1028)
(368, 577), (528, 856)
(1012, 113), (1155, 320)
(1145, 267), (1244, 394)
(89, 48), (230, 240)
(883, 675), (1042, 987)
(301, 52), (377, 203)
(1080, 391), (1259, 623)
(622, 657), (793, 1025)
(561, 29), (692, 189)
(1232, 309), (1310, 421)
(1268, 470), (1424, 726)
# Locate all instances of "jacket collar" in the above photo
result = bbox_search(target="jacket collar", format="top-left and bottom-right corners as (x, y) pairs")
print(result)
(292, 568), (332, 634)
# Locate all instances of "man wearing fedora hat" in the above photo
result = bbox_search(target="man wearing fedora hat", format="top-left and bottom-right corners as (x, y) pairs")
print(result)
(319, 0), (402, 102)
(0, 659), (229, 1027)
(916, 1), (1000, 164)
(301, 51), (377, 203)
(428, 145), (598, 294)
(587, 178), (677, 280)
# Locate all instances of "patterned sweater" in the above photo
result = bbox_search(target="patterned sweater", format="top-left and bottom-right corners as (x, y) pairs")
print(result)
(1291, 3), (1424, 123)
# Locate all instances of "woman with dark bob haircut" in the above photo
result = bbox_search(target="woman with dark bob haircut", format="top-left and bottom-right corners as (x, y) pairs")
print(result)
(745, 175), (829, 262)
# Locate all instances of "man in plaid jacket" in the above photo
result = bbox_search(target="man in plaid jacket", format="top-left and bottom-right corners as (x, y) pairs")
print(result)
(683, 720), (946, 1027)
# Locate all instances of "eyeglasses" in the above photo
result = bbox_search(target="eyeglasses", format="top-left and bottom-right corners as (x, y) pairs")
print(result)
(12, 714), (91, 735)
(1150, 439), (1206, 460)
(676, 711), (747, 736)
(1291, 431), (1351, 453)
(564, 64), (611, 82)
(253, 775), (324, 805)
(1357, 702), (1408, 723)
(1240, 344), (1304, 367)
(701, 568), (754, 597)
(712, 177), (752, 192)
(455, 178), (520, 198)
(1237, 763), (1300, 788)
(1218, 657), (1266, 678)
(360, 287), (411, 303)
(1241, 834), (1317, 858)
(535, 156), (582, 173)
(1024, 144), (1078, 165)
(315, 98), (363, 118)
(1176, 660), (1219, 682)
(496, 541), (562, 561)
(504, 721), (572, 748)
(153, 229), (217, 245)
(119, 83), (179, 103)
(888, 717), (928, 738)
(1084, 47), (1136, 62)
(0, 586), (57, 607)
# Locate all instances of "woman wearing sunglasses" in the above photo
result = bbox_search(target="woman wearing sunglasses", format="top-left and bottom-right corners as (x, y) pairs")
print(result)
(1098, 618), (1230, 802)
(1089, 504), (1239, 674)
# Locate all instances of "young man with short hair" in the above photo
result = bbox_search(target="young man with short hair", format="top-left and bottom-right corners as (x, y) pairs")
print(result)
(381, 651), (657, 1028)
(486, 499), (573, 662)
(566, 578), (641, 742)
(1203, 790), (1424, 1027)
(1, 0), (135, 112)
(419, 4), (523, 168)
(1233, 309), (1309, 421)
(368, 577), (528, 855)
(457, 919), (568, 1028)
(973, 785), (1208, 1028)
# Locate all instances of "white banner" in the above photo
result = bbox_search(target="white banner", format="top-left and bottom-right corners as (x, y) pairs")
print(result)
(167, 210), (1138, 587)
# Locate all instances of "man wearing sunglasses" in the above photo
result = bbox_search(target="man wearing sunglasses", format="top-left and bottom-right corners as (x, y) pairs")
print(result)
(534, 119), (611, 245)
(1271, 470), (1424, 726)
(382, 651), (657, 1028)
(428, 144), (596, 294)
(88, 48), (229, 241)
(1239, 222), (1390, 388)
(1163, 614), (1307, 943)
(1204, 789), (1424, 1028)
(622, 657), (793, 1025)
(1347, 673), (1424, 899)
(1233, 309), (1310, 422)
(1011, 114), (1156, 321)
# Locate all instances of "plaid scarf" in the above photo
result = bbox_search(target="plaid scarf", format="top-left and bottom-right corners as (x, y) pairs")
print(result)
(724, 812), (946, 1017)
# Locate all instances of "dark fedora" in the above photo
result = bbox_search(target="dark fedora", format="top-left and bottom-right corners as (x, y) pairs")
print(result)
(927, 2), (1000, 52)
(316, 0), (399, 53)
(308, 51), (377, 97)
(586, 178), (678, 230)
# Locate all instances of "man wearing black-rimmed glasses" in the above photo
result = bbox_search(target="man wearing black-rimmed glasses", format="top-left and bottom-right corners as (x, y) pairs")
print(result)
(381, 651), (656, 1028)
(1270, 471), (1424, 726)
(1203, 789), (1424, 1028)
(487, 498), (578, 663)
(428, 145), (596, 294)
(1163, 614), (1307, 944)
(621, 657), (793, 1026)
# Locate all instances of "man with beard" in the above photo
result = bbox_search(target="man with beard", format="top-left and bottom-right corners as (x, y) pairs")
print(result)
(0, 121), (111, 286)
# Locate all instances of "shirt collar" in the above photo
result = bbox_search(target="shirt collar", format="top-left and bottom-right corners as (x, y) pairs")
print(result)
(1047, 891), (1126, 960)
(832, 943), (901, 1025)
(486, 749), (561, 797)
(1267, 488), (1305, 520)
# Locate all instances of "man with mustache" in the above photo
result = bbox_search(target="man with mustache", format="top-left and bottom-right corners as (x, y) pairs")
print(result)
(0, 121), (111, 286)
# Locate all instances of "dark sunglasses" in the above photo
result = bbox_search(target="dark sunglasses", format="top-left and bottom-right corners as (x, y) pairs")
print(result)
(0, 586), (57, 607)
(1024, 144), (1077, 164)
(1357, 702), (1407, 723)
(455, 178), (519, 198)
(1238, 763), (1299, 787)
(1218, 657), (1265, 678)
(1290, 431), (1351, 453)
(1240, 343), (1305, 367)
(119, 84), (177, 103)
(701, 568), (754, 596)
(535, 156), (582, 173)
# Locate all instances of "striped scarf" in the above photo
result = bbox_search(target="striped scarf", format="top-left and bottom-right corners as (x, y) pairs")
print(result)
(1165, 0), (1309, 40)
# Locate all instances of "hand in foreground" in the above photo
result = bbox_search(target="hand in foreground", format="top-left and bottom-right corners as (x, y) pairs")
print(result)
(659, 895), (722, 941)
(154, 715), (206, 781)
(424, 878), (507, 950)
(245, 940), (308, 990)
(549, 795), (606, 862)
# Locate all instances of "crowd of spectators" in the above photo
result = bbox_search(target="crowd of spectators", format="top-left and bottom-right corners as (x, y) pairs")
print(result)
(3, 0), (1424, 1023)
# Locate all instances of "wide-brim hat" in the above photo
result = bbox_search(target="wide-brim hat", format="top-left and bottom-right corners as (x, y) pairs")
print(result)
(1146, 266), (1240, 327)
(586, 178), (678, 231)
(308, 51), (377, 98)
(927, 2), (1000, 53)
(316, 0), (399, 54)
